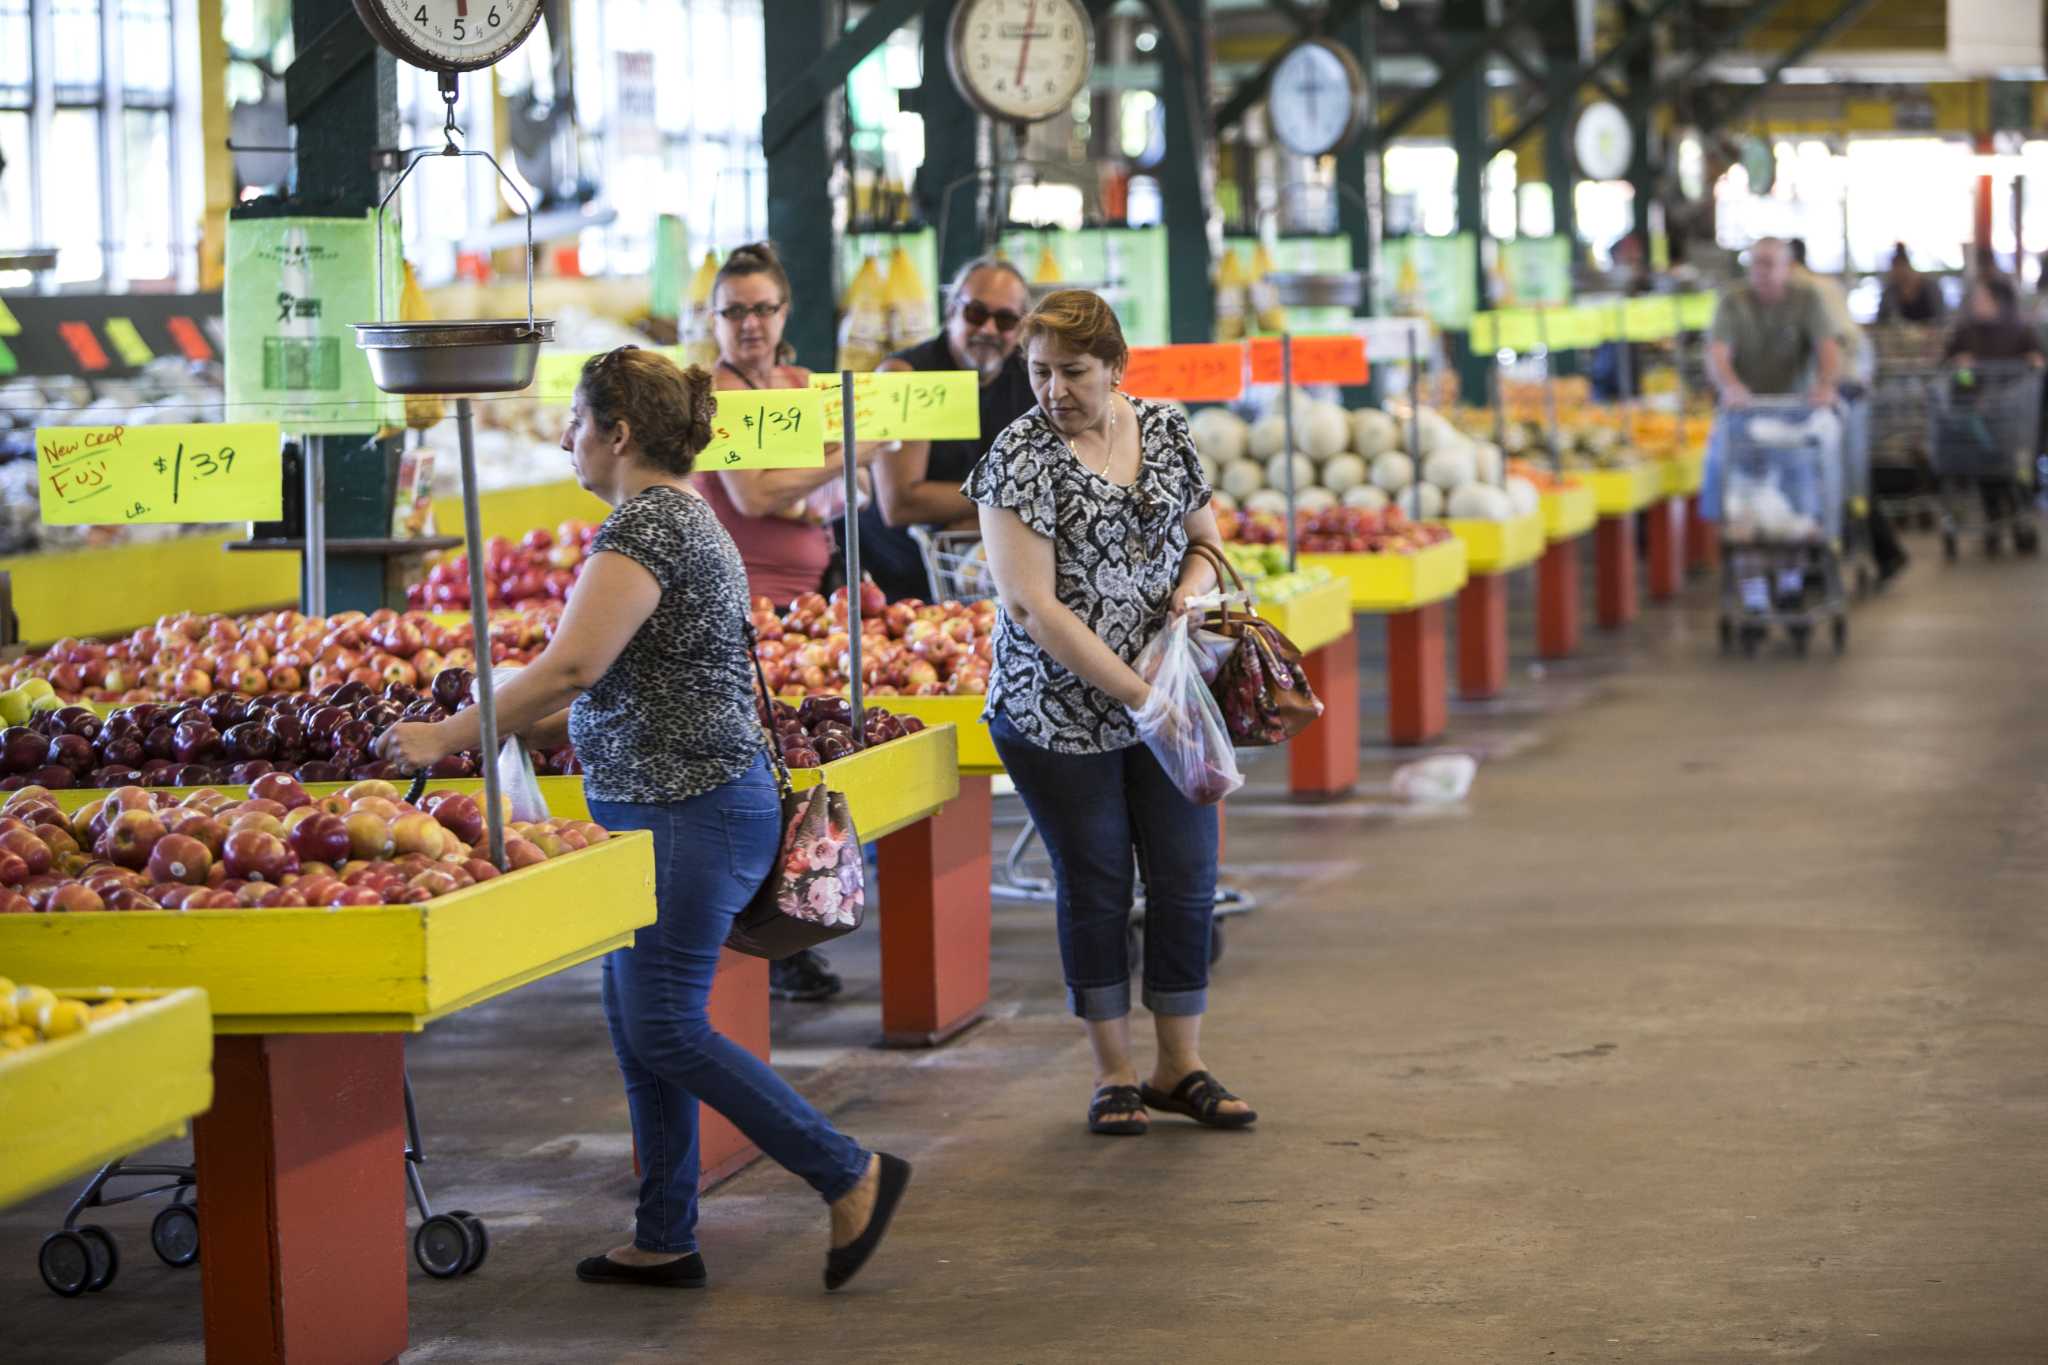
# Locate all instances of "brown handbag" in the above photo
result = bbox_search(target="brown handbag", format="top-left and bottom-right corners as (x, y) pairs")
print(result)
(1185, 541), (1325, 747)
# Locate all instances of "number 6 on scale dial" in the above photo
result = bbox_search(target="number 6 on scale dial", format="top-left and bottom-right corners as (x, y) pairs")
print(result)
(352, 0), (544, 73)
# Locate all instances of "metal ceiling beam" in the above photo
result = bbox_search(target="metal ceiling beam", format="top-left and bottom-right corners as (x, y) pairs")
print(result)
(1482, 0), (1686, 159)
(1377, 0), (1573, 145)
(761, 0), (926, 157)
(1212, 0), (1368, 132)
(1657, 0), (1799, 107)
(1702, 0), (1885, 130)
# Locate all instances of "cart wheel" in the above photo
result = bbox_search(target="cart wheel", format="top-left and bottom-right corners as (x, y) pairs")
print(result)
(39, 1230), (92, 1298)
(2016, 524), (2040, 555)
(1209, 922), (1226, 967)
(1717, 617), (1733, 655)
(1942, 531), (1959, 562)
(151, 1203), (200, 1268)
(75, 1225), (119, 1292)
(1789, 625), (1811, 658)
(1832, 616), (1848, 654)
(444, 1209), (489, 1274)
(414, 1214), (475, 1279)
(1739, 626), (1763, 659)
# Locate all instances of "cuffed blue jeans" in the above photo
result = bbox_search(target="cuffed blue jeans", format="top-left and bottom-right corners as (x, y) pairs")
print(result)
(989, 710), (1219, 1022)
(590, 756), (869, 1254)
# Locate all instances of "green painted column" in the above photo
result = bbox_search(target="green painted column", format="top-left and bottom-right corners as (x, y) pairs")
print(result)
(1625, 6), (1656, 253)
(1542, 10), (1578, 377)
(1158, 0), (1215, 344)
(1335, 1), (1379, 405)
(1445, 0), (1491, 402)
(916, 0), (983, 295)
(763, 0), (837, 371)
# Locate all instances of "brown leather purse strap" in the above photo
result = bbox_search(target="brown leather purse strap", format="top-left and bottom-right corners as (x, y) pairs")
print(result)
(741, 622), (796, 799)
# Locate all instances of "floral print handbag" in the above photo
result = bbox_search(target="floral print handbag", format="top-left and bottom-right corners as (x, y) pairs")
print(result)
(1186, 542), (1325, 747)
(725, 632), (866, 960)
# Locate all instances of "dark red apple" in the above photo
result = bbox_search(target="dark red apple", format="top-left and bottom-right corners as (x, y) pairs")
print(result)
(46, 733), (95, 775)
(249, 772), (310, 810)
(147, 832), (214, 885)
(223, 829), (291, 882)
(287, 812), (352, 866)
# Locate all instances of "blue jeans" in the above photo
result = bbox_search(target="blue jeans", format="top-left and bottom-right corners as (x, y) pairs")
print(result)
(589, 757), (869, 1255)
(989, 711), (1219, 1022)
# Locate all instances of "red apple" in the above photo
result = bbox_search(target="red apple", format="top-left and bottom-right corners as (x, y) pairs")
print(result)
(47, 883), (106, 913)
(147, 833), (214, 885)
(286, 812), (352, 866)
(223, 830), (291, 882)
(391, 812), (446, 859)
(502, 837), (547, 870)
(250, 772), (311, 810)
(99, 809), (167, 870)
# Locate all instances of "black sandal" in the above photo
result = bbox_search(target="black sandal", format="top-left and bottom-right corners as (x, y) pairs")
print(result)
(1088, 1083), (1149, 1136)
(1139, 1071), (1257, 1129)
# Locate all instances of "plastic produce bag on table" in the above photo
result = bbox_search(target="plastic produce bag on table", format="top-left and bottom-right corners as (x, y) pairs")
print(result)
(1129, 613), (1244, 806)
(473, 667), (550, 823)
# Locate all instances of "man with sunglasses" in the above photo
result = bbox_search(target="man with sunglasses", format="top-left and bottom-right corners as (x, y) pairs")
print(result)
(860, 258), (1037, 602)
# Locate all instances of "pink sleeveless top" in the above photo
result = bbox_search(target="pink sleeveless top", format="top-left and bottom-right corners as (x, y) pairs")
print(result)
(696, 361), (835, 608)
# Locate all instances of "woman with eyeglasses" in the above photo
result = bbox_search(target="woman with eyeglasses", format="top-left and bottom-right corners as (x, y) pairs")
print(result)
(859, 256), (1038, 602)
(698, 241), (883, 610)
(375, 347), (911, 1293)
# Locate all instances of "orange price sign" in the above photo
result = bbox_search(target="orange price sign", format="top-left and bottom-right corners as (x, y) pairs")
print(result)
(1119, 343), (1246, 402)
(1247, 335), (1369, 386)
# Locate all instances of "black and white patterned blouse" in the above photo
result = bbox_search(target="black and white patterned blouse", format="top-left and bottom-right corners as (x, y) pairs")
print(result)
(963, 397), (1211, 754)
(569, 486), (764, 804)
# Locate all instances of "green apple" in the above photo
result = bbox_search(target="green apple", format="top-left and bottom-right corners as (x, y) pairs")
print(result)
(29, 695), (63, 715)
(16, 678), (55, 702)
(0, 690), (28, 727)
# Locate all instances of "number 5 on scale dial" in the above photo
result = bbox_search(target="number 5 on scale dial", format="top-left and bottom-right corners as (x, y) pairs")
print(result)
(353, 0), (544, 73)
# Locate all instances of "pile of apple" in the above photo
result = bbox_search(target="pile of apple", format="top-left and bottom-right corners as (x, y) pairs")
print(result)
(406, 524), (599, 611)
(0, 673), (579, 792)
(0, 977), (136, 1052)
(0, 773), (603, 914)
(3, 606), (560, 708)
(1217, 503), (1454, 556)
(752, 582), (996, 698)
(763, 696), (927, 768)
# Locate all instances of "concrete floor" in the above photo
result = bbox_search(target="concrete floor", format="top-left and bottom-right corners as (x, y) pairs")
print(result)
(8, 541), (2048, 1363)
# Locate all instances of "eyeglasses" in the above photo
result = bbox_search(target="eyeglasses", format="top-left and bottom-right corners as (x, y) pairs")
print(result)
(959, 300), (1023, 333)
(716, 302), (785, 323)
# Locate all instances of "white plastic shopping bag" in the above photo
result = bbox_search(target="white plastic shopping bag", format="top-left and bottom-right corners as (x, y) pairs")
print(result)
(1129, 614), (1244, 806)
(472, 666), (549, 823)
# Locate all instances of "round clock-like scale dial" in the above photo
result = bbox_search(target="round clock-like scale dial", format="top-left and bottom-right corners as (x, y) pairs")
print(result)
(1573, 100), (1634, 182)
(947, 0), (1096, 125)
(353, 0), (545, 72)
(1268, 38), (1367, 158)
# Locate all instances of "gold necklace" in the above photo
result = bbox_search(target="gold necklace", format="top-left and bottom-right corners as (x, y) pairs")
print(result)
(1066, 399), (1118, 478)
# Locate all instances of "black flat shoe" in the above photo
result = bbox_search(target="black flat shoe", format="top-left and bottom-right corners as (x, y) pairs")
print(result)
(575, 1250), (708, 1288)
(1140, 1071), (1258, 1129)
(1088, 1083), (1149, 1136)
(824, 1153), (912, 1292)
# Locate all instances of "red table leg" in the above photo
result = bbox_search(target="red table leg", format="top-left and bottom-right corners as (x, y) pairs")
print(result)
(700, 951), (769, 1185)
(1537, 538), (1581, 660)
(1455, 573), (1509, 700)
(194, 1034), (408, 1365)
(876, 775), (992, 1047)
(1288, 638), (1358, 799)
(1646, 499), (1685, 601)
(1595, 513), (1639, 629)
(1385, 603), (1447, 746)
(1686, 494), (1720, 573)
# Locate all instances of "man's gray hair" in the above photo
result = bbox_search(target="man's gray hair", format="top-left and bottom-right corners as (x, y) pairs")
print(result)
(947, 256), (1032, 311)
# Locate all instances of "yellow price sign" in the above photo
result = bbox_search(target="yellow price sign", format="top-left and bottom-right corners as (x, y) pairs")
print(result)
(37, 421), (283, 525)
(1679, 292), (1718, 331)
(702, 388), (826, 470)
(810, 371), (982, 442)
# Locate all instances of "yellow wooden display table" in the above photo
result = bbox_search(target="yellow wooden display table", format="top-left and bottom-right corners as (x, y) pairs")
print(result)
(1300, 539), (1466, 746)
(1541, 485), (1597, 542)
(1252, 576), (1354, 654)
(1445, 512), (1545, 576)
(0, 836), (654, 1034)
(0, 986), (212, 1208)
(0, 537), (299, 646)
(428, 478), (607, 549)
(1587, 463), (1662, 517)
(1660, 449), (1707, 497)
(1300, 538), (1469, 613)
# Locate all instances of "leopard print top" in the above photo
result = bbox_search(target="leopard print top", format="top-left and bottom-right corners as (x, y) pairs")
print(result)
(569, 485), (763, 803)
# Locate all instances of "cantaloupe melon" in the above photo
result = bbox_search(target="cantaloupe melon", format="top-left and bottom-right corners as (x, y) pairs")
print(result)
(1446, 482), (1513, 521)
(1370, 451), (1416, 494)
(1248, 414), (1290, 460)
(1397, 482), (1443, 519)
(1343, 484), (1391, 511)
(1319, 452), (1369, 495)
(1265, 452), (1316, 494)
(1422, 445), (1477, 492)
(1301, 402), (1351, 460)
(1243, 488), (1289, 516)
(1296, 486), (1338, 513)
(1220, 459), (1265, 499)
(1352, 408), (1401, 458)
(1190, 407), (1250, 464)
(1504, 475), (1540, 518)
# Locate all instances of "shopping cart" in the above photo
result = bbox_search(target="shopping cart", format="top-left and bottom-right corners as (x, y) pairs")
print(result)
(35, 1069), (487, 1296)
(1868, 324), (1946, 530)
(1837, 388), (1877, 595)
(910, 526), (999, 604)
(1927, 359), (2043, 560)
(1714, 402), (1848, 658)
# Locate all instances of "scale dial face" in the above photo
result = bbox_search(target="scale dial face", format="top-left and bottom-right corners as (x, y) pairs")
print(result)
(1268, 39), (1367, 158)
(1573, 100), (1634, 181)
(947, 0), (1095, 125)
(352, 0), (545, 73)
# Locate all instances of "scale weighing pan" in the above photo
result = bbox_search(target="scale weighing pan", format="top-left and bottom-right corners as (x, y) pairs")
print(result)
(355, 319), (555, 394)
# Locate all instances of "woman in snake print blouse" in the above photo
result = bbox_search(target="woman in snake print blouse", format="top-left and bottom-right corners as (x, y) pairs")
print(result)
(967, 290), (1258, 1138)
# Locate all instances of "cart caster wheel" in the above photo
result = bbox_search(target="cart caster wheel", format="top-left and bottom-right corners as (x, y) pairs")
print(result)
(1789, 625), (1811, 657)
(1209, 923), (1226, 967)
(1717, 617), (1733, 654)
(75, 1225), (119, 1292)
(2016, 525), (2039, 555)
(1832, 616), (1848, 654)
(414, 1214), (475, 1279)
(39, 1230), (93, 1297)
(1942, 532), (1958, 561)
(1740, 626), (1763, 659)
(444, 1209), (489, 1274)
(151, 1203), (200, 1268)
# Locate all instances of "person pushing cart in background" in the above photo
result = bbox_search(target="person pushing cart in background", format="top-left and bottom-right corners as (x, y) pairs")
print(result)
(1935, 273), (2044, 559)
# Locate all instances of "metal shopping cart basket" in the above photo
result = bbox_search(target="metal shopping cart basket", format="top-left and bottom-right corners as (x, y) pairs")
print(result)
(1927, 358), (2043, 560)
(36, 1069), (487, 1296)
(1868, 324), (1946, 530)
(1838, 388), (1877, 595)
(1715, 402), (1848, 658)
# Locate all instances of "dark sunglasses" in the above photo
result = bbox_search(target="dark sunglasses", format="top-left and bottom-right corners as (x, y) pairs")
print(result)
(959, 300), (1023, 333)
(716, 301), (785, 322)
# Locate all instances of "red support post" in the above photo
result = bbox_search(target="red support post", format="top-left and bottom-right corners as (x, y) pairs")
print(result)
(1385, 603), (1447, 745)
(193, 1034), (409, 1365)
(1686, 494), (1719, 573)
(1595, 513), (1639, 629)
(1455, 573), (1510, 700)
(1288, 638), (1359, 799)
(875, 776), (993, 1047)
(1537, 538), (1581, 659)
(1646, 498), (1685, 601)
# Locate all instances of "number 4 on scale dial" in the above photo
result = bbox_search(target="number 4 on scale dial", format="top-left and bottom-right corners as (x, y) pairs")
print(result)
(354, 0), (544, 74)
